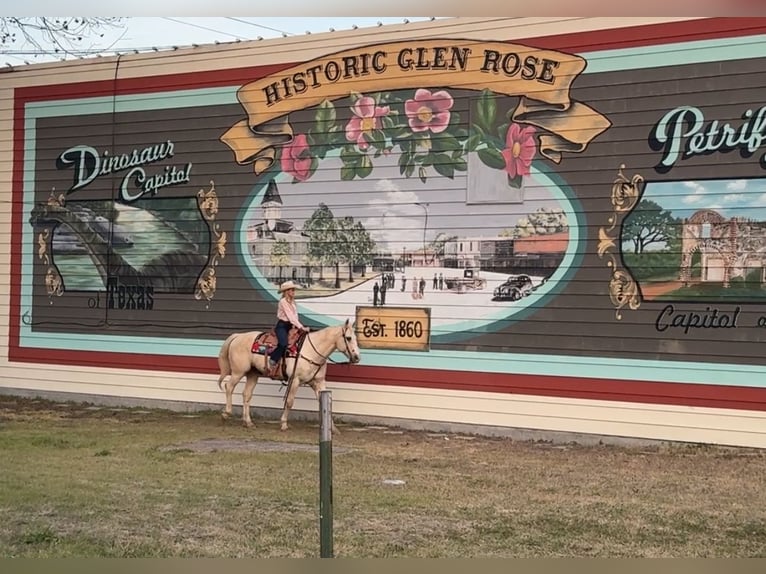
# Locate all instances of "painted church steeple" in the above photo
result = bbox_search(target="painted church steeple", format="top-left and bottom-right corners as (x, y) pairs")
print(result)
(261, 179), (282, 231)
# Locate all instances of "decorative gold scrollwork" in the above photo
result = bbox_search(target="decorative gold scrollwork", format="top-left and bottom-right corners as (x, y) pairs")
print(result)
(36, 224), (64, 302)
(195, 180), (227, 308)
(598, 164), (644, 320)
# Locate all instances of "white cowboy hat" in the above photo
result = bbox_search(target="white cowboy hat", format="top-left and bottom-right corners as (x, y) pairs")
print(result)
(278, 280), (299, 293)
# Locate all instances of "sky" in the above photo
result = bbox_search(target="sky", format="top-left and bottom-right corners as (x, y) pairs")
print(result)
(644, 178), (766, 220)
(243, 151), (564, 253)
(0, 17), (444, 66)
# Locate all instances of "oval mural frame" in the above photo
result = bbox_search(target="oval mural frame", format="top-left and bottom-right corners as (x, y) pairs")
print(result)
(236, 155), (584, 345)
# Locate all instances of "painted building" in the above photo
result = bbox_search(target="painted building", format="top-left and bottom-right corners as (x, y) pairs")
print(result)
(3, 17), (766, 448)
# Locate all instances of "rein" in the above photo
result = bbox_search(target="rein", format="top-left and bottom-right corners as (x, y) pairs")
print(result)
(279, 326), (354, 396)
(303, 327), (354, 366)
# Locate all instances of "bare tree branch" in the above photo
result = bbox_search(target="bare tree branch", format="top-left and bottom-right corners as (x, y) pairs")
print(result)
(0, 17), (126, 59)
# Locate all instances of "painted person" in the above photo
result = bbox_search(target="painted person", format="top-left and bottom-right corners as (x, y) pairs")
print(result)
(269, 280), (308, 369)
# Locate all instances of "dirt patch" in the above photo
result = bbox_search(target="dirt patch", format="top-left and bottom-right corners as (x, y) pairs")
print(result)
(159, 438), (353, 454)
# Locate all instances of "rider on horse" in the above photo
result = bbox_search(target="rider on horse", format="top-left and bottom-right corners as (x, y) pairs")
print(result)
(269, 280), (309, 370)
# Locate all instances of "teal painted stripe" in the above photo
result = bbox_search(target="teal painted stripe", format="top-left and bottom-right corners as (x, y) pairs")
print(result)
(18, 32), (766, 389)
(581, 33), (766, 73)
(25, 87), (238, 118)
(234, 160), (584, 343)
(16, 330), (766, 388)
(21, 116), (36, 320)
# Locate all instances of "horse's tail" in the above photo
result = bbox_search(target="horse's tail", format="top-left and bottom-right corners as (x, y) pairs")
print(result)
(217, 333), (238, 389)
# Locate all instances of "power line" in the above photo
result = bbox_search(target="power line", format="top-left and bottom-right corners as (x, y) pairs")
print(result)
(224, 17), (292, 36)
(160, 17), (249, 41)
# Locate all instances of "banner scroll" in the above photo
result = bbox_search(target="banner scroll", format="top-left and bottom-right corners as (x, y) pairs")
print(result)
(220, 39), (612, 174)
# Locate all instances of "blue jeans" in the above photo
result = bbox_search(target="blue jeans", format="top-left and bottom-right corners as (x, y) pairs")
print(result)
(270, 320), (292, 363)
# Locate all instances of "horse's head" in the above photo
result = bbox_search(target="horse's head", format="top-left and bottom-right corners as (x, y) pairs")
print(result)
(336, 318), (361, 364)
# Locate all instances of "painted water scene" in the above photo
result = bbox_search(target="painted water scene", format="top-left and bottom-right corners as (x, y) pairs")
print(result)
(30, 198), (210, 293)
(621, 177), (766, 302)
(240, 88), (575, 334)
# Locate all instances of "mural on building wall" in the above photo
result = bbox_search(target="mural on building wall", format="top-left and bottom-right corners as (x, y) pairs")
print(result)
(219, 40), (611, 341)
(29, 138), (227, 310)
(20, 37), (611, 351)
(13, 20), (766, 406)
(600, 101), (766, 335)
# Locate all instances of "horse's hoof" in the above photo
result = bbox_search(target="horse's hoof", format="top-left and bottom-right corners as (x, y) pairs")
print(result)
(243, 421), (254, 428)
(280, 424), (289, 431)
(221, 412), (230, 420)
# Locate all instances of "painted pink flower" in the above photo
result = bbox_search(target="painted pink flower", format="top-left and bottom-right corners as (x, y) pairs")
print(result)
(501, 123), (536, 179)
(404, 89), (453, 133)
(345, 96), (390, 150)
(280, 133), (312, 181)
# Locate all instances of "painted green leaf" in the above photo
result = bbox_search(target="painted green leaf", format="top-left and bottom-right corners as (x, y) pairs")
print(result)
(371, 129), (387, 147)
(476, 89), (497, 131)
(418, 167), (427, 183)
(405, 163), (415, 178)
(478, 148), (506, 170)
(357, 161), (373, 179)
(399, 152), (412, 175)
(434, 133), (462, 152)
(454, 159), (468, 171)
(508, 174), (524, 189)
(497, 122), (510, 141)
(434, 160), (455, 179)
(466, 133), (482, 152)
(315, 99), (337, 139)
(341, 146), (359, 165)
(340, 166), (355, 181)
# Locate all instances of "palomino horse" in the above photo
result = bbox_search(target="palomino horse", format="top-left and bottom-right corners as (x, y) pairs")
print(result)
(217, 318), (361, 431)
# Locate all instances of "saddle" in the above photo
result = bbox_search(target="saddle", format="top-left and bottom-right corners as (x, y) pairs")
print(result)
(251, 328), (307, 381)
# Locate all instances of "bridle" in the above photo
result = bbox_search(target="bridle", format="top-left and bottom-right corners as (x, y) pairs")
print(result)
(302, 324), (357, 366)
(279, 324), (357, 397)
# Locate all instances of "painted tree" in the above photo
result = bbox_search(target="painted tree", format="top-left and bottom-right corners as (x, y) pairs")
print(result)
(269, 239), (291, 282)
(622, 199), (679, 254)
(1, 18), (125, 60)
(302, 203), (337, 283)
(501, 207), (569, 238)
(428, 232), (457, 257)
(336, 216), (357, 282)
(351, 221), (376, 277)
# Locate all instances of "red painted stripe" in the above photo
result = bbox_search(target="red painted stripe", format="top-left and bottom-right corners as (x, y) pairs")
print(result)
(13, 18), (766, 104)
(7, 346), (766, 412)
(8, 95), (25, 355)
(517, 17), (766, 53)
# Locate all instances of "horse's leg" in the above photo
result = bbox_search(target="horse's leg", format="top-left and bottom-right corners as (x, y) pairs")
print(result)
(241, 370), (259, 428)
(280, 363), (301, 431)
(221, 372), (242, 422)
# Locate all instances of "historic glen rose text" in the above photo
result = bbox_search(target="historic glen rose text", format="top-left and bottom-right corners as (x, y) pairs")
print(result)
(56, 141), (193, 202)
(262, 46), (562, 106)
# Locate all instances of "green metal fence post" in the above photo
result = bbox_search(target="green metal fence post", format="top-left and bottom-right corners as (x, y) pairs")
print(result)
(319, 390), (333, 558)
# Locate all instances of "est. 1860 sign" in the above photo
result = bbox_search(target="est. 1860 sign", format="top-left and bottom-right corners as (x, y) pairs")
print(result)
(355, 306), (431, 352)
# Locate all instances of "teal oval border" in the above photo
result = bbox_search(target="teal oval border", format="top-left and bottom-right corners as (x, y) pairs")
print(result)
(236, 159), (585, 341)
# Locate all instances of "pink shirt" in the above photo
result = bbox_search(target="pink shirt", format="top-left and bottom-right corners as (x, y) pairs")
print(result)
(277, 297), (305, 330)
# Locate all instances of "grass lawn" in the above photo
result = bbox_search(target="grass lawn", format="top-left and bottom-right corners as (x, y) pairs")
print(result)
(1, 395), (765, 558)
